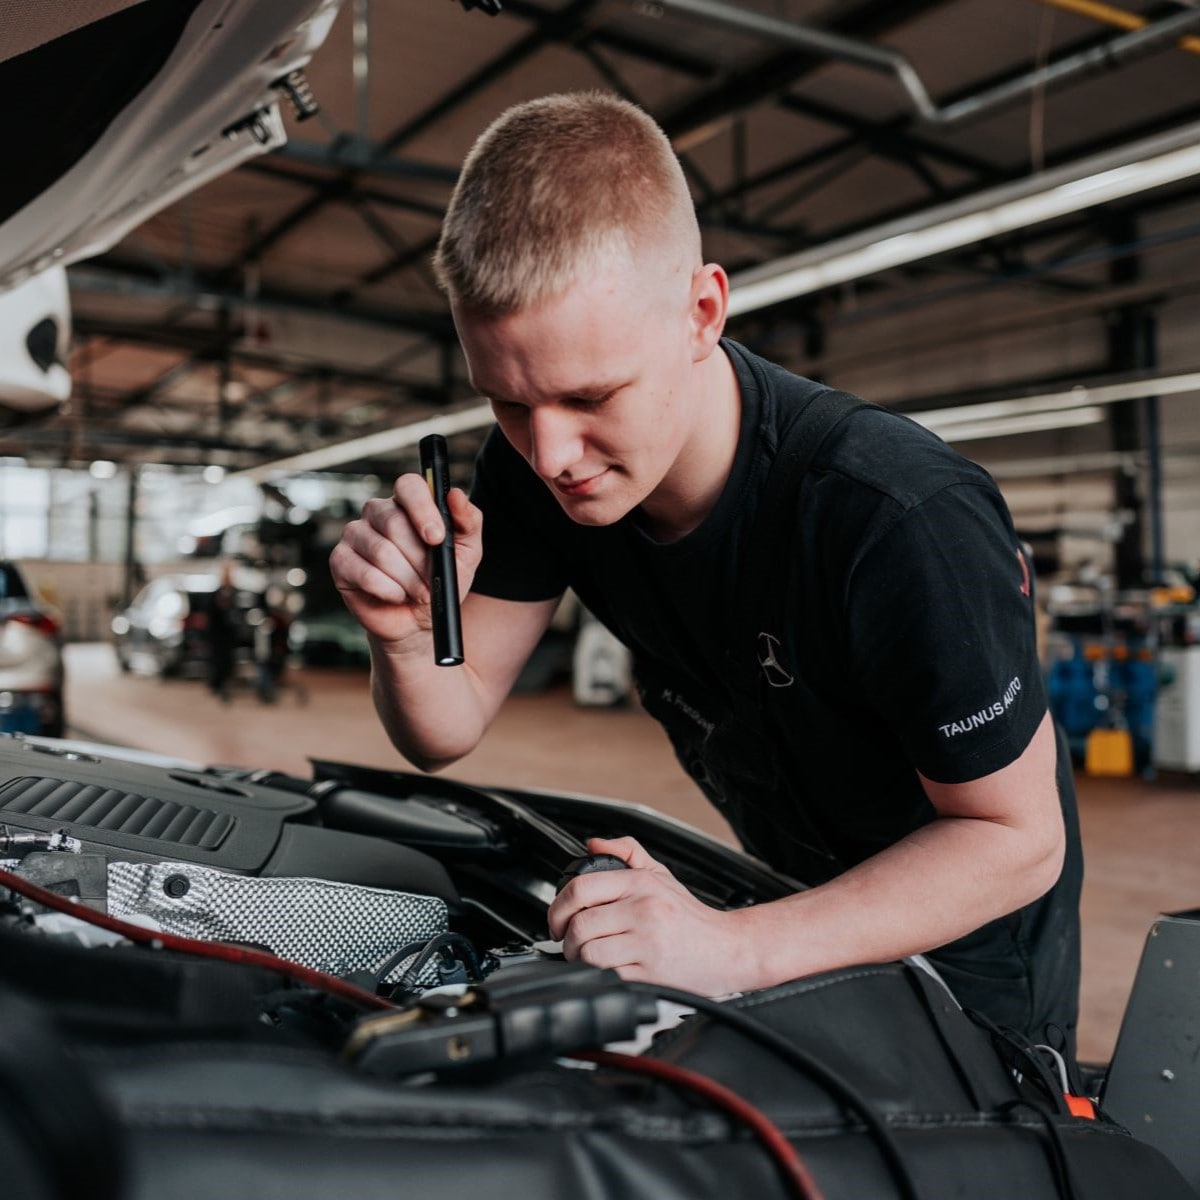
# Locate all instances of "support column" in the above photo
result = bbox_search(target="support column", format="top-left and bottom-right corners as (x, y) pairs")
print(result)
(1104, 213), (1149, 588)
(1142, 312), (1165, 586)
(121, 467), (140, 608)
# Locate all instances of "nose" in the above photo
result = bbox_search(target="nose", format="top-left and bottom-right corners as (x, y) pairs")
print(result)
(528, 407), (584, 481)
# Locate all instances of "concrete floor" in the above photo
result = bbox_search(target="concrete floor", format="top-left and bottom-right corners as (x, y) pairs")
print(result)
(63, 643), (1200, 1064)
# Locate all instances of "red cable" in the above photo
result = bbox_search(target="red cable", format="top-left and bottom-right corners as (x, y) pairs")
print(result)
(5, 866), (822, 1197)
(0, 864), (392, 1011)
(576, 1048), (826, 1200)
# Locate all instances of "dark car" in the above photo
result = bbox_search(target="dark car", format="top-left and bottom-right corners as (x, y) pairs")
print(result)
(0, 560), (64, 735)
(111, 573), (258, 679)
(0, 734), (1195, 1200)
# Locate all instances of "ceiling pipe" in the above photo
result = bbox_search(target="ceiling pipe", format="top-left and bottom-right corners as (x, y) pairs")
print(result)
(646, 0), (1200, 127)
(933, 6), (1200, 126)
(1035, 0), (1200, 58)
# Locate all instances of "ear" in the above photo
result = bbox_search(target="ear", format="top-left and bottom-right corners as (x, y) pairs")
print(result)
(688, 262), (729, 362)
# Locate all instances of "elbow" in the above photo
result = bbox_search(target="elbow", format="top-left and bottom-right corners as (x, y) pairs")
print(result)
(388, 731), (472, 774)
(1024, 809), (1067, 903)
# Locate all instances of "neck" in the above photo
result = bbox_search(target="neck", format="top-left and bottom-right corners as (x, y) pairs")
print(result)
(638, 346), (740, 542)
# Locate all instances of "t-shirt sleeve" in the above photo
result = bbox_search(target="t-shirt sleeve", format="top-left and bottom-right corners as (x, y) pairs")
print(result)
(468, 426), (569, 603)
(844, 482), (1047, 784)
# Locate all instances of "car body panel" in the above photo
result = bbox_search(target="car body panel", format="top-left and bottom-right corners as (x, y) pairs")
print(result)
(0, 0), (341, 292)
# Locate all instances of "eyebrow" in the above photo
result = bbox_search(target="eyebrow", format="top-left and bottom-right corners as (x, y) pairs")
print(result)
(473, 381), (627, 405)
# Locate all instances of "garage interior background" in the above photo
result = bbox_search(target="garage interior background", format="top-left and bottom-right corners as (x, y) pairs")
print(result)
(2, 0), (1200, 1066)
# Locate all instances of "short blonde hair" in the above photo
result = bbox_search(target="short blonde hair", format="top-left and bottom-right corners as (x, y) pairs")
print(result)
(433, 92), (699, 314)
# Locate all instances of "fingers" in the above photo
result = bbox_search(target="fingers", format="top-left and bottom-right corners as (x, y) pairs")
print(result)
(392, 474), (447, 545)
(331, 473), (475, 609)
(574, 933), (641, 973)
(547, 868), (633, 940)
(587, 835), (660, 872)
(337, 511), (429, 603)
(329, 541), (410, 606)
(561, 898), (631, 960)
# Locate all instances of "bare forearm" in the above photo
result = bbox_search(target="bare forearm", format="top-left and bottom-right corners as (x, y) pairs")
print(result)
(369, 634), (490, 771)
(733, 813), (1064, 991)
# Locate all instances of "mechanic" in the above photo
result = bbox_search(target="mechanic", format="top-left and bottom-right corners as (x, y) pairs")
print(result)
(330, 92), (1082, 1053)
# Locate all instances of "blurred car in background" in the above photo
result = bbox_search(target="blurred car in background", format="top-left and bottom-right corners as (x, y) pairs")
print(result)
(0, 560), (64, 735)
(294, 607), (370, 668)
(113, 572), (306, 683)
(112, 573), (248, 679)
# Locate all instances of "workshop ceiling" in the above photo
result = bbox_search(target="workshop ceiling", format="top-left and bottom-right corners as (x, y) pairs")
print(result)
(9, 0), (1200, 472)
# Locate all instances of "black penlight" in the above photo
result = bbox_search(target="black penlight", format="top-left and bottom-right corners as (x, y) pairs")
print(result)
(418, 434), (464, 667)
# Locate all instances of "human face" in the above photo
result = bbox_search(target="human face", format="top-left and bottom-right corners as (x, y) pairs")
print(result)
(454, 253), (703, 528)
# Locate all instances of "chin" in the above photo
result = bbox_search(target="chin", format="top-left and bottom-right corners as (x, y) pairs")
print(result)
(553, 493), (633, 527)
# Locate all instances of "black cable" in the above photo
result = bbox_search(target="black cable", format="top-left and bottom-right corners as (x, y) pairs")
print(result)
(400, 932), (486, 991)
(372, 932), (486, 993)
(370, 939), (430, 991)
(631, 982), (919, 1200)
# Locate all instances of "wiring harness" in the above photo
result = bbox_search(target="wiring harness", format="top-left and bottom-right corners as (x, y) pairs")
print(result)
(1, 863), (920, 1200)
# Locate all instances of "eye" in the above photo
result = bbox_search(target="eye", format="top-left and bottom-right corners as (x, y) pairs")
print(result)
(489, 397), (526, 418)
(566, 392), (613, 412)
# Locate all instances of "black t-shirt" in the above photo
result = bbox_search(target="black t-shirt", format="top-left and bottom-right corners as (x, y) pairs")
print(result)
(471, 339), (1053, 879)
(472, 339), (1083, 1043)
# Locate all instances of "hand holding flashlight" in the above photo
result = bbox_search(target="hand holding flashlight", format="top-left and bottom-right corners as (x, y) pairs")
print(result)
(329, 438), (479, 655)
(419, 434), (465, 667)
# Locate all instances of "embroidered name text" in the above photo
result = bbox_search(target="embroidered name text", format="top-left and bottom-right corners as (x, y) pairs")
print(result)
(939, 676), (1022, 739)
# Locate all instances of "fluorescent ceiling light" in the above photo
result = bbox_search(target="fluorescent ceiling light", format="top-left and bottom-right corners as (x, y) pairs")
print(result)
(236, 367), (1200, 479)
(728, 121), (1200, 316)
(227, 402), (494, 482)
(928, 406), (1105, 444)
(911, 370), (1200, 431)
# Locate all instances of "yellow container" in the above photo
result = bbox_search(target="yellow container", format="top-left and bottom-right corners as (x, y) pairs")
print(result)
(1085, 727), (1134, 777)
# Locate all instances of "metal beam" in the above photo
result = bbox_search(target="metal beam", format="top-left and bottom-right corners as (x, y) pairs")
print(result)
(244, 158), (448, 221)
(883, 366), (1112, 415)
(6, 422), (290, 460)
(69, 260), (455, 342)
(270, 139), (459, 184)
(805, 273), (1200, 377)
(234, 0), (603, 270)
(70, 316), (451, 401)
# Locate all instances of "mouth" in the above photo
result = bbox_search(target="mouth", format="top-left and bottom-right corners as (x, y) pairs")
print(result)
(554, 469), (608, 497)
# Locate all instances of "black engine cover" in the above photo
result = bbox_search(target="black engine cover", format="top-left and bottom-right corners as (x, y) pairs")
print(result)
(0, 737), (457, 905)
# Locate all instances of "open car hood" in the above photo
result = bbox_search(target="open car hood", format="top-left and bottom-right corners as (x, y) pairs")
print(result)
(0, 0), (340, 293)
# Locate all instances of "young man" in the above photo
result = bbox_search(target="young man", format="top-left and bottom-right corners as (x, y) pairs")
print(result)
(330, 92), (1082, 1049)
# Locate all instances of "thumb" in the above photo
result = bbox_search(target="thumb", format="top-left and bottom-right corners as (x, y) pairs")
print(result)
(448, 488), (481, 537)
(587, 835), (660, 871)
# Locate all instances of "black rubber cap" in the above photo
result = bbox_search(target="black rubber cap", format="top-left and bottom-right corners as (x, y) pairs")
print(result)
(162, 874), (190, 898)
(555, 854), (628, 894)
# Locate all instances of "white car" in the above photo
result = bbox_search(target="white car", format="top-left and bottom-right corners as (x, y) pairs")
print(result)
(0, 560), (64, 736)
(0, 267), (71, 424)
